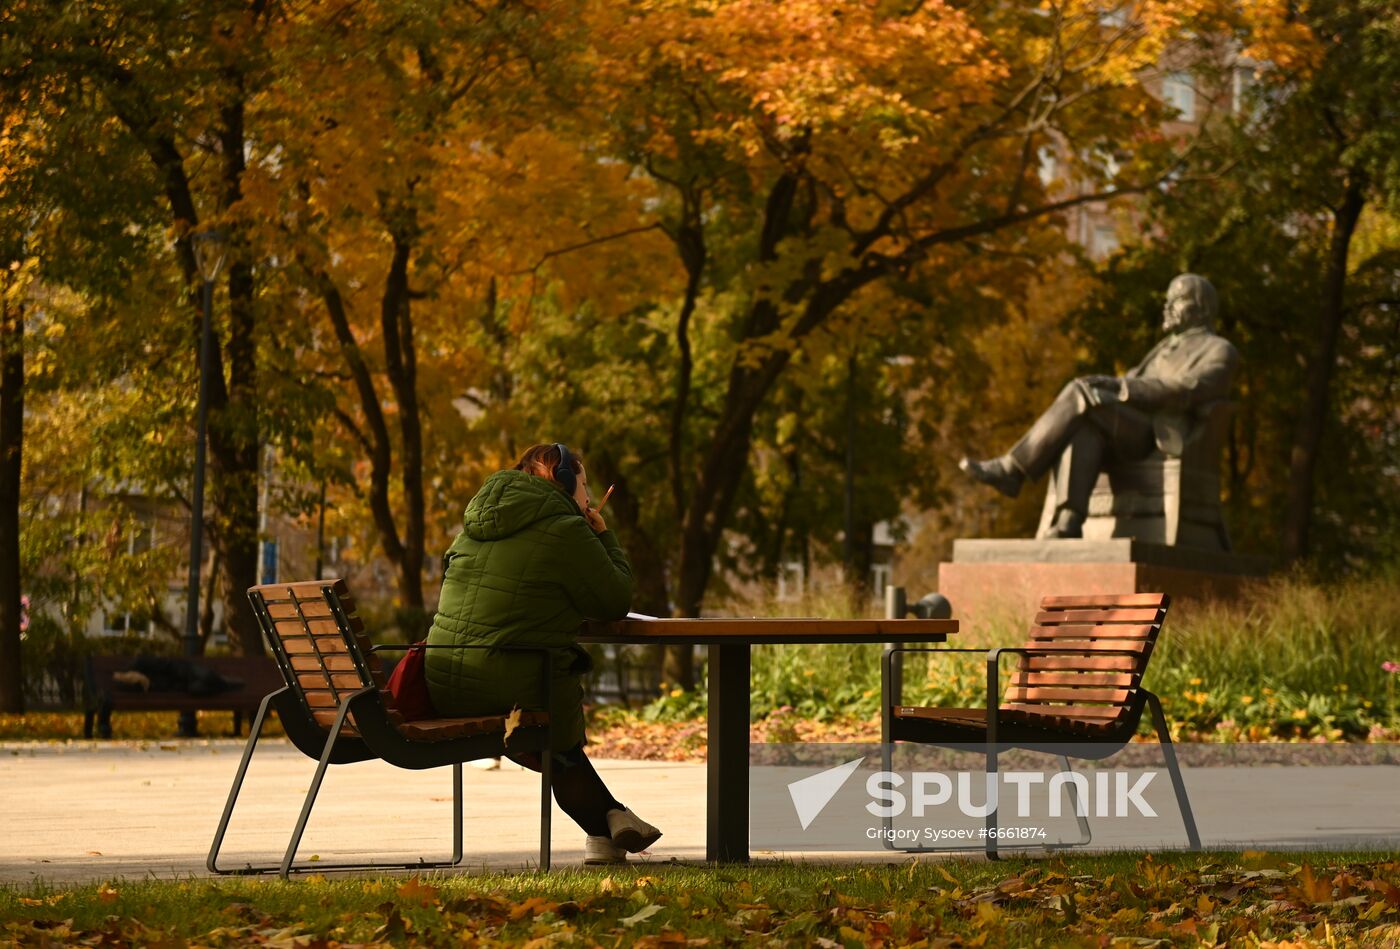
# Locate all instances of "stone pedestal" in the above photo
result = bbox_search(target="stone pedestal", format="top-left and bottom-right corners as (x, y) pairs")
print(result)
(937, 539), (1269, 635)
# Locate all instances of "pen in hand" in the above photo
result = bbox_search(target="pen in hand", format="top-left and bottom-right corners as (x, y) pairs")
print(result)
(595, 484), (616, 512)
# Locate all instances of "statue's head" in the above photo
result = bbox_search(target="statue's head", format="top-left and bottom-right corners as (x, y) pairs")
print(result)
(1163, 273), (1217, 333)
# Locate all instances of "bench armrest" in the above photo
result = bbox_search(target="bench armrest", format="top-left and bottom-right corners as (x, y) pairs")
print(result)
(882, 645), (1144, 745)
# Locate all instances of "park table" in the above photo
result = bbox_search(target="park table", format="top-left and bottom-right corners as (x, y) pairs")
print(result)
(580, 616), (958, 863)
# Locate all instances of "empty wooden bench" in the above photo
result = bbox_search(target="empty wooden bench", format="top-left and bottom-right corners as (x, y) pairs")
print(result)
(881, 592), (1199, 856)
(206, 578), (555, 878)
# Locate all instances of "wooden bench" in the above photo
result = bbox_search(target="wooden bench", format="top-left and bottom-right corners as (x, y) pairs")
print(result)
(83, 655), (284, 739)
(882, 592), (1199, 856)
(206, 578), (555, 878)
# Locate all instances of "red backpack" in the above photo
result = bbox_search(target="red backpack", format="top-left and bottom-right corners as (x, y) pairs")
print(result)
(386, 642), (436, 722)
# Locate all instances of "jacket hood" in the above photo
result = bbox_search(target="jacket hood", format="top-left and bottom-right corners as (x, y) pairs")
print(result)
(462, 469), (579, 541)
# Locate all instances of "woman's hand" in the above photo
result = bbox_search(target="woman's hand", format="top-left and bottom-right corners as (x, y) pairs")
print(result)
(584, 506), (608, 533)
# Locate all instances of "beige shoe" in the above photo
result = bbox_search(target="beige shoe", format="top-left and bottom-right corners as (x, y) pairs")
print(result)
(584, 835), (627, 865)
(607, 808), (662, 853)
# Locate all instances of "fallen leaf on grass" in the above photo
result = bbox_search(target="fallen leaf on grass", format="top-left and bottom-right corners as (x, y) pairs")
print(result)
(509, 896), (558, 921)
(621, 904), (665, 928)
(396, 875), (439, 907)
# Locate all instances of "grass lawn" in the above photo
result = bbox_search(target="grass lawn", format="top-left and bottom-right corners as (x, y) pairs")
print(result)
(3, 853), (1399, 947)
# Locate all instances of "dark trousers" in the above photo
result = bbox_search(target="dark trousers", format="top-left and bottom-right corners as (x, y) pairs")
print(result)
(1009, 379), (1156, 515)
(510, 742), (624, 837)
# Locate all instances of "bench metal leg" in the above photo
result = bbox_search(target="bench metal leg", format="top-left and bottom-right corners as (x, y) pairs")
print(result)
(281, 699), (355, 879)
(1043, 755), (1092, 851)
(452, 762), (464, 865)
(882, 748), (1096, 857)
(207, 691), (277, 874)
(880, 650), (896, 852)
(1147, 691), (1201, 851)
(984, 742), (999, 861)
(539, 743), (553, 872)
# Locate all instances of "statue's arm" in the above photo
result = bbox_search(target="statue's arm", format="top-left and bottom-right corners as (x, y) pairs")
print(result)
(1122, 339), (1239, 412)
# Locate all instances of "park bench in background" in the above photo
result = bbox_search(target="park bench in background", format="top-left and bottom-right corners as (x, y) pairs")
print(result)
(83, 654), (283, 739)
(882, 591), (1199, 856)
(207, 578), (555, 878)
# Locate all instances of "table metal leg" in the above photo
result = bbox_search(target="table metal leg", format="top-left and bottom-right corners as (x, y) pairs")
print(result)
(707, 642), (750, 863)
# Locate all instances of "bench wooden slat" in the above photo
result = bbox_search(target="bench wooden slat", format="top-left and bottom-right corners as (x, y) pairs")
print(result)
(1034, 608), (1162, 625)
(1024, 655), (1139, 672)
(1004, 687), (1131, 704)
(397, 710), (549, 742)
(1013, 671), (1137, 688)
(1027, 623), (1154, 640)
(1038, 593), (1168, 610)
(310, 708), (360, 735)
(286, 653), (358, 672)
(1002, 703), (1125, 720)
(279, 636), (349, 655)
(1016, 639), (1151, 653)
(266, 600), (337, 620)
(254, 579), (351, 599)
(273, 617), (363, 637)
(297, 673), (362, 690)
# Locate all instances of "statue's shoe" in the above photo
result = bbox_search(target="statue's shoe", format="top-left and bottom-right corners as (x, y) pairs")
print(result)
(1042, 507), (1085, 539)
(958, 456), (1024, 498)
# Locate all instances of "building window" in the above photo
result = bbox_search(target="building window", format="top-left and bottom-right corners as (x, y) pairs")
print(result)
(1162, 72), (1196, 121)
(101, 610), (131, 636)
(870, 563), (892, 602)
(777, 561), (805, 603)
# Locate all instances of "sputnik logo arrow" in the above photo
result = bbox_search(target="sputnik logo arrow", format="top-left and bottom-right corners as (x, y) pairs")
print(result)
(787, 756), (865, 830)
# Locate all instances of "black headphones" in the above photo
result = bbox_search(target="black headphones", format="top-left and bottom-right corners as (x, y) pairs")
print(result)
(552, 443), (577, 496)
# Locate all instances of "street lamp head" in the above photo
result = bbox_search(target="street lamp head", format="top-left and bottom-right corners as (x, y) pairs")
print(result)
(191, 229), (228, 284)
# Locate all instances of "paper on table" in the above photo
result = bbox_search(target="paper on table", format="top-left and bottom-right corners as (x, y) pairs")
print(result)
(625, 611), (658, 620)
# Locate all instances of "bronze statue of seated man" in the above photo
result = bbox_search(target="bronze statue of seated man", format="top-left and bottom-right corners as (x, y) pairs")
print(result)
(960, 273), (1238, 538)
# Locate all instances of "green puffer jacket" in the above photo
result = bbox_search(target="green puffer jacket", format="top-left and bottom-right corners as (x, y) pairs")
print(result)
(425, 469), (633, 750)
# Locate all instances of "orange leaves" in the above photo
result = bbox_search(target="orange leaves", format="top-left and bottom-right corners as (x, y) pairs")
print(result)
(1237, 0), (1324, 74)
(594, 0), (1005, 168)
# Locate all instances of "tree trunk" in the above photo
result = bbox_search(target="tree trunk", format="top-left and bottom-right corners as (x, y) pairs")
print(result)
(0, 294), (23, 713)
(1282, 176), (1366, 562)
(381, 232), (426, 613)
(208, 95), (264, 656)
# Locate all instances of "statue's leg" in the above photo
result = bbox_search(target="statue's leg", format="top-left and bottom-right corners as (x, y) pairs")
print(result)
(1009, 380), (1096, 481)
(1042, 424), (1108, 538)
(1087, 403), (1154, 462)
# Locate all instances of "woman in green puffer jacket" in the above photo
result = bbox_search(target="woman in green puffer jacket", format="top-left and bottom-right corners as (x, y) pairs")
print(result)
(425, 443), (661, 864)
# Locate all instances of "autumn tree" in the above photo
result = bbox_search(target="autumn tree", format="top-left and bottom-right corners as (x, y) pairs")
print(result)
(241, 0), (629, 625)
(0, 0), (282, 655)
(1079, 0), (1400, 566)
(560, 0), (1298, 686)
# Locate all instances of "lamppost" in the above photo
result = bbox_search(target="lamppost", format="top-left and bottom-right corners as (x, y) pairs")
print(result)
(179, 230), (226, 737)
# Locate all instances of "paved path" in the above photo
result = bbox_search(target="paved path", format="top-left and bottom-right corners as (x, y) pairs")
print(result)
(5, 741), (1399, 886)
(1, 740), (706, 885)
